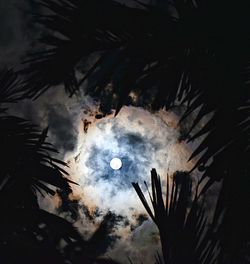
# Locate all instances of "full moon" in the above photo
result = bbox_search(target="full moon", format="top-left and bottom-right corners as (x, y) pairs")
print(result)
(110, 158), (122, 170)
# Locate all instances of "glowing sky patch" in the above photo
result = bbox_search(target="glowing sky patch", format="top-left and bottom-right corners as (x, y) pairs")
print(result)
(67, 106), (195, 219)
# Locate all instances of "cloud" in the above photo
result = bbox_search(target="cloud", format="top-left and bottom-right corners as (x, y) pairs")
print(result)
(8, 86), (97, 156)
(106, 219), (161, 263)
(68, 105), (194, 210)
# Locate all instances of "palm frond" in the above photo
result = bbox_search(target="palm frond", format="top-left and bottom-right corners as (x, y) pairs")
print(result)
(0, 115), (76, 206)
(20, 0), (148, 97)
(133, 169), (218, 264)
(0, 68), (24, 110)
(0, 207), (85, 263)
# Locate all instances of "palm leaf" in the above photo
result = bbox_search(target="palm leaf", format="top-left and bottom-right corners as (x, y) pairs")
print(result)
(133, 169), (218, 264)
(0, 68), (24, 108)
(0, 115), (76, 206)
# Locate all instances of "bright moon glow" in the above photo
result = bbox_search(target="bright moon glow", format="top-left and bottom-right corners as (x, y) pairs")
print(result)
(110, 158), (122, 170)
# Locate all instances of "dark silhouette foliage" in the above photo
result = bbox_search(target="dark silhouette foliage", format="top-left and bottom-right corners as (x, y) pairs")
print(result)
(0, 0), (249, 263)
(133, 169), (218, 264)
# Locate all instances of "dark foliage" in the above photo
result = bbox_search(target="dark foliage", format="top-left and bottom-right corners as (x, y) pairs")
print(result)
(0, 69), (24, 106)
(133, 169), (218, 264)
(0, 0), (249, 263)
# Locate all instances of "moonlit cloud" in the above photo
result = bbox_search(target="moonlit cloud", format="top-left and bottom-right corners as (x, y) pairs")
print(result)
(69, 106), (194, 214)
(58, 105), (197, 262)
(9, 86), (199, 263)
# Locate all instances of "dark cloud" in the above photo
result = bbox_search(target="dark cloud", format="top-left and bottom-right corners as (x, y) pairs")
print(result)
(8, 99), (78, 153)
(7, 87), (94, 157)
(130, 214), (148, 231)
(47, 105), (78, 152)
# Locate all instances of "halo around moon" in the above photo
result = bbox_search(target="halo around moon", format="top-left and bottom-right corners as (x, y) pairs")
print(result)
(110, 158), (122, 170)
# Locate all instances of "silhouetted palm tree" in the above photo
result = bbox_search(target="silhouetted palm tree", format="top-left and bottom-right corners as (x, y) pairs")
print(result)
(133, 169), (218, 264)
